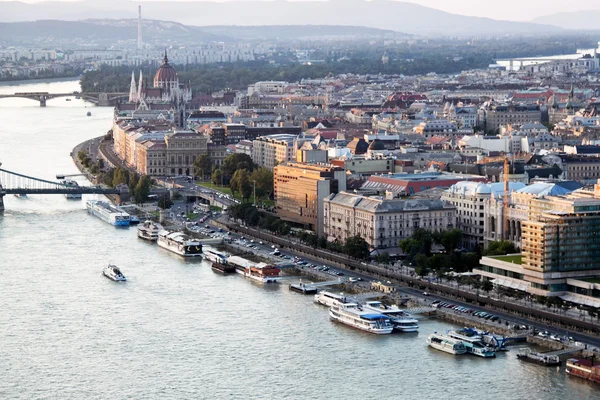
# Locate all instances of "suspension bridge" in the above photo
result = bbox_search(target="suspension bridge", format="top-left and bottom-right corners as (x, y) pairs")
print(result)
(0, 164), (121, 211)
(0, 92), (128, 107)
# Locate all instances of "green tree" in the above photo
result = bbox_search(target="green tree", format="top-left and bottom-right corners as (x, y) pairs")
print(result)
(133, 175), (152, 204)
(318, 235), (328, 249)
(222, 153), (254, 182)
(129, 172), (140, 193)
(250, 167), (274, 200)
(158, 196), (173, 209)
(112, 167), (129, 187)
(344, 236), (370, 260)
(414, 254), (429, 277)
(194, 154), (213, 180)
(484, 240), (519, 256)
(230, 169), (252, 201)
(212, 168), (222, 186)
(481, 280), (494, 294)
(439, 229), (463, 253)
(375, 252), (391, 267)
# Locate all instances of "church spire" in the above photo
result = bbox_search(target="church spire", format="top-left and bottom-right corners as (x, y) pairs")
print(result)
(137, 70), (144, 103)
(163, 48), (168, 64)
(128, 71), (137, 103)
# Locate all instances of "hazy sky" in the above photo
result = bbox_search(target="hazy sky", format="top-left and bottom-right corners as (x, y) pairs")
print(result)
(1, 0), (598, 21)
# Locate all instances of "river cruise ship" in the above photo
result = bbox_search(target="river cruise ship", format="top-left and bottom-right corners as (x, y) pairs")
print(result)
(566, 358), (600, 384)
(86, 200), (130, 226)
(447, 329), (495, 358)
(204, 249), (235, 273)
(61, 179), (82, 199)
(157, 231), (203, 257)
(314, 291), (349, 307)
(329, 303), (393, 334)
(236, 263), (280, 283)
(362, 301), (419, 333)
(137, 221), (163, 241)
(427, 333), (467, 355)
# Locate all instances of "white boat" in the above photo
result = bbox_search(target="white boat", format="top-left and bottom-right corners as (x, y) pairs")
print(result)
(235, 263), (281, 283)
(61, 179), (82, 199)
(447, 329), (495, 357)
(329, 303), (393, 334)
(362, 301), (419, 333)
(204, 249), (236, 273)
(314, 291), (350, 307)
(128, 215), (140, 225)
(103, 264), (126, 282)
(157, 230), (203, 257)
(427, 333), (467, 355)
(86, 200), (130, 226)
(137, 220), (163, 241)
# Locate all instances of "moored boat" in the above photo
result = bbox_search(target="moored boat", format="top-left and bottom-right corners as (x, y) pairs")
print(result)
(447, 328), (495, 357)
(157, 230), (203, 257)
(204, 249), (235, 273)
(314, 291), (349, 307)
(566, 358), (600, 384)
(103, 264), (126, 282)
(61, 179), (82, 199)
(329, 303), (393, 334)
(427, 333), (467, 355)
(236, 263), (280, 283)
(362, 301), (419, 333)
(516, 348), (561, 366)
(137, 220), (163, 241)
(86, 200), (130, 226)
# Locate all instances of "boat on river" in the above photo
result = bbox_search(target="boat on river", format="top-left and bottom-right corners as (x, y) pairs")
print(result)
(204, 249), (235, 273)
(157, 230), (203, 257)
(516, 348), (561, 366)
(362, 301), (419, 333)
(236, 263), (280, 283)
(314, 291), (349, 307)
(86, 200), (130, 226)
(103, 264), (126, 282)
(137, 220), (163, 241)
(566, 358), (600, 384)
(427, 333), (467, 355)
(447, 328), (495, 357)
(61, 179), (82, 199)
(329, 303), (393, 334)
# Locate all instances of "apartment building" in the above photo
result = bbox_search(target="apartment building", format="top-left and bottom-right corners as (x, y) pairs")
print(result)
(324, 192), (456, 249)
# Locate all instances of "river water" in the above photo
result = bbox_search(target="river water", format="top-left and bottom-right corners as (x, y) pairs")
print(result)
(0, 80), (598, 400)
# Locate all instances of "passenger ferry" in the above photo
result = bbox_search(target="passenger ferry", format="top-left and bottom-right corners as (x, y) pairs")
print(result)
(204, 249), (235, 273)
(157, 230), (203, 257)
(427, 333), (467, 355)
(137, 220), (163, 241)
(447, 329), (495, 357)
(236, 263), (280, 283)
(314, 291), (349, 307)
(566, 358), (600, 384)
(329, 303), (393, 334)
(61, 179), (82, 199)
(86, 200), (130, 226)
(362, 301), (419, 333)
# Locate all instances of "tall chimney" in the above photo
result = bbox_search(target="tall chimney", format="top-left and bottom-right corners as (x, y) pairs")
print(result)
(137, 5), (142, 50)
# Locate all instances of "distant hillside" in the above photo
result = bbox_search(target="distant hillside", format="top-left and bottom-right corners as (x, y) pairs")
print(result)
(198, 25), (408, 40)
(532, 10), (600, 31)
(0, 0), (563, 37)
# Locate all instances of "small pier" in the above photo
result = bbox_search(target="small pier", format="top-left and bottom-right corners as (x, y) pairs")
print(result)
(287, 278), (347, 295)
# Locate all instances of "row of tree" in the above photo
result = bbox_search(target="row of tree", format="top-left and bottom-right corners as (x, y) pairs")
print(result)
(95, 166), (153, 205)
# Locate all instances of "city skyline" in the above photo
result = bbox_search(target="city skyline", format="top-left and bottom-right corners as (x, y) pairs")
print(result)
(0, 0), (599, 22)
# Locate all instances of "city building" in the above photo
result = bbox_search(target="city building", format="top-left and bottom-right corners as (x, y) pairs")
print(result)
(477, 103), (542, 132)
(252, 134), (304, 170)
(323, 191), (456, 249)
(274, 162), (346, 235)
(361, 171), (487, 196)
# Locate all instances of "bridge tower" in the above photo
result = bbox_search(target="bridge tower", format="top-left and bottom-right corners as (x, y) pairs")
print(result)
(39, 95), (47, 107)
(0, 162), (4, 211)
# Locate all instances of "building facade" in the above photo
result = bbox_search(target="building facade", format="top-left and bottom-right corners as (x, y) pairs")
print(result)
(274, 162), (346, 235)
(323, 192), (456, 249)
(252, 134), (300, 170)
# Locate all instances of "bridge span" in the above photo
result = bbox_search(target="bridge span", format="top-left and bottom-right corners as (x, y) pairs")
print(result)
(0, 165), (121, 211)
(0, 91), (128, 107)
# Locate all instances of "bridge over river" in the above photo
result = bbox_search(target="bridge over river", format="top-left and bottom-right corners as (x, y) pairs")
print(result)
(0, 91), (128, 107)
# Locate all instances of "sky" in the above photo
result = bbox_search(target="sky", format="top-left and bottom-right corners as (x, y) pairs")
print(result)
(0, 0), (598, 22)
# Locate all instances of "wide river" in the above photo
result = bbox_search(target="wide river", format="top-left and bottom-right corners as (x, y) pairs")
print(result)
(0, 80), (598, 400)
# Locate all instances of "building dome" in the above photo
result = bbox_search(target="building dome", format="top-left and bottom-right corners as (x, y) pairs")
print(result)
(154, 50), (178, 89)
(368, 139), (386, 151)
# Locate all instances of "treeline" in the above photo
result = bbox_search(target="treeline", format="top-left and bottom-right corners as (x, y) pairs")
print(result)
(80, 56), (492, 95)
